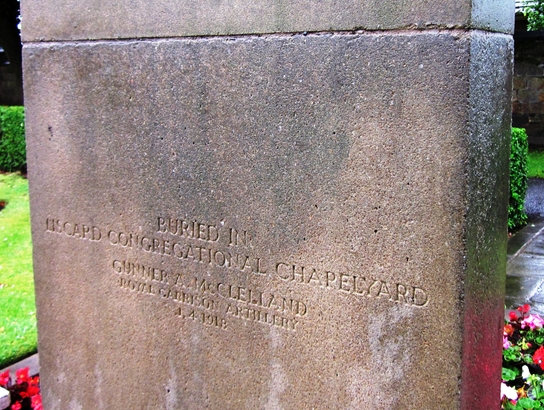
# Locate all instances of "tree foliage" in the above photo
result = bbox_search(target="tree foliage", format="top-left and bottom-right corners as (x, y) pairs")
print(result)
(524, 0), (544, 31)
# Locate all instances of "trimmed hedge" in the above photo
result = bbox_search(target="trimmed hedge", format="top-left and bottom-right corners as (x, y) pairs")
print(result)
(0, 106), (26, 172)
(509, 127), (529, 230)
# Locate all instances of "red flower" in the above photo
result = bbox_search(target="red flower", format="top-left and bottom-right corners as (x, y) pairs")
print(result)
(11, 402), (21, 410)
(31, 393), (42, 410)
(509, 311), (519, 321)
(0, 370), (10, 388)
(21, 383), (40, 398)
(534, 346), (544, 370)
(15, 367), (29, 384)
(518, 304), (531, 315)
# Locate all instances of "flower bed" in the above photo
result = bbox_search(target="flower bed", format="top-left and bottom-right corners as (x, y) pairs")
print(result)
(503, 304), (544, 409)
(0, 367), (41, 410)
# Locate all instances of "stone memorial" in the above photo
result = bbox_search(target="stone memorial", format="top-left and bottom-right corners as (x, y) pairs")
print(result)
(22, 1), (513, 408)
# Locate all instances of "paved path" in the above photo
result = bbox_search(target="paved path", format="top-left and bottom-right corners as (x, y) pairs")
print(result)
(506, 219), (544, 315)
(525, 178), (544, 220)
(506, 178), (544, 315)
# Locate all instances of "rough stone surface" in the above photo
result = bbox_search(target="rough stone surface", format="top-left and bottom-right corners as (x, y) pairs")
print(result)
(23, 30), (512, 409)
(471, 0), (514, 33)
(20, 0), (514, 42)
(461, 30), (512, 409)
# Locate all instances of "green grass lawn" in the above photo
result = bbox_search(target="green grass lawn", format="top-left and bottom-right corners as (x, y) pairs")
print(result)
(528, 148), (544, 179)
(0, 173), (36, 369)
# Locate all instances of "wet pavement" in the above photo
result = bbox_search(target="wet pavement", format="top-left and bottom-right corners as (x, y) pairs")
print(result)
(525, 178), (544, 219)
(506, 219), (544, 315)
(505, 178), (544, 315)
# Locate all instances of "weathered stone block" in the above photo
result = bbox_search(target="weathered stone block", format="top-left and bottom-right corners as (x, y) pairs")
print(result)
(23, 30), (512, 409)
(513, 101), (523, 114)
(515, 62), (544, 77)
(517, 88), (541, 104)
(21, 0), (513, 42)
(513, 76), (527, 90)
(528, 76), (544, 91)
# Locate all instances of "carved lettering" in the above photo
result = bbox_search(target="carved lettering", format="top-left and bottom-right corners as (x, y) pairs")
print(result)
(157, 217), (219, 242)
(117, 277), (157, 295)
(45, 218), (101, 241)
(48, 215), (431, 323)
(225, 304), (299, 331)
(112, 260), (169, 284)
(228, 228), (252, 247)
(275, 261), (429, 307)
(176, 308), (228, 329)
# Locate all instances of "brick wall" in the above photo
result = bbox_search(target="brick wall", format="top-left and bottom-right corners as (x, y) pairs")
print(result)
(0, 63), (23, 106)
(0, 47), (23, 106)
(513, 14), (544, 146)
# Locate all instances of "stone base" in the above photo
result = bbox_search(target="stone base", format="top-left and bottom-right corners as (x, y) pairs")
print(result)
(24, 30), (512, 409)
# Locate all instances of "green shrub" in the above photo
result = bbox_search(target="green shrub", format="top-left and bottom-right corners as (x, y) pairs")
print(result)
(509, 127), (529, 230)
(0, 106), (26, 172)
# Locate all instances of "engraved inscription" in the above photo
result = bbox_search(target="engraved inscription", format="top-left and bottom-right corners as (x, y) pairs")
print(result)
(157, 217), (252, 247)
(157, 217), (219, 243)
(275, 262), (428, 306)
(112, 259), (305, 332)
(44, 215), (431, 332)
(107, 229), (266, 275)
(46, 218), (101, 241)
